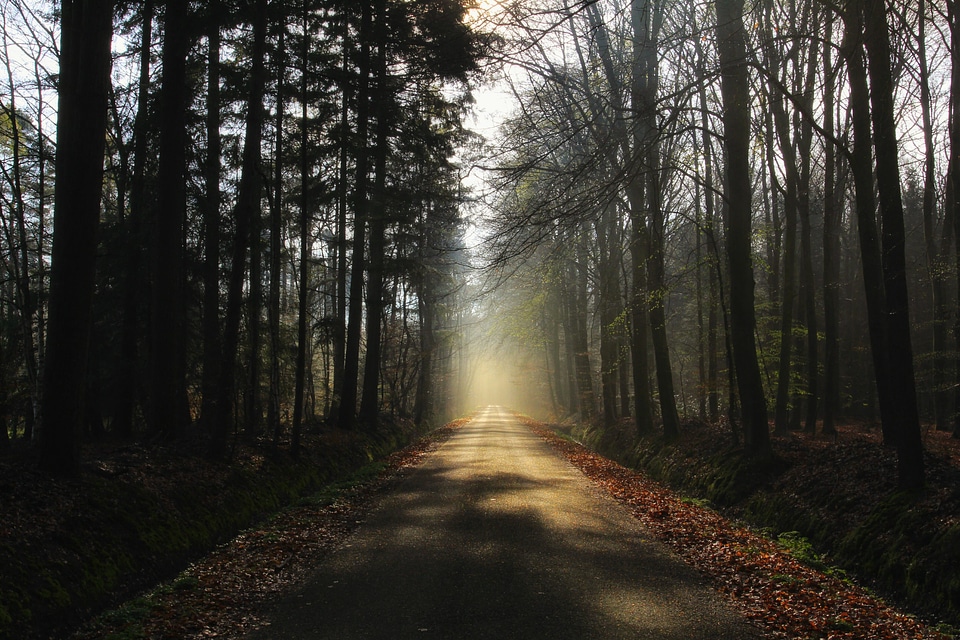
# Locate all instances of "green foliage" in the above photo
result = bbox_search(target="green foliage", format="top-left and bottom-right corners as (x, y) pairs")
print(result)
(679, 496), (713, 510)
(777, 531), (827, 571)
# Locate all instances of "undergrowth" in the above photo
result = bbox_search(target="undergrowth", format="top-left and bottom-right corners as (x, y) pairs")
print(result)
(560, 419), (960, 630)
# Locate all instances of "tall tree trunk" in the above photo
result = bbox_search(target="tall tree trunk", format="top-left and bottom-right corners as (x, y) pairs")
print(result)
(695, 154), (707, 421)
(571, 230), (597, 423)
(339, 3), (372, 430)
(863, 0), (925, 490)
(694, 22), (721, 424)
(328, 29), (351, 422)
(39, 0), (113, 476)
(414, 229), (434, 427)
(638, 0), (679, 440)
(247, 175), (263, 435)
(843, 0), (925, 488)
(797, 20), (819, 435)
(597, 205), (620, 428)
(768, 83), (799, 436)
(648, 160), (680, 440)
(842, 5), (894, 442)
(949, 0), (960, 439)
(822, 9), (841, 436)
(918, 0), (950, 431)
(716, 0), (771, 456)
(211, 0), (268, 458)
(359, 0), (389, 428)
(200, 0), (222, 429)
(563, 275), (581, 417)
(115, 0), (154, 438)
(268, 19), (285, 444)
(627, 0), (654, 436)
(151, 0), (188, 439)
(292, 6), (311, 456)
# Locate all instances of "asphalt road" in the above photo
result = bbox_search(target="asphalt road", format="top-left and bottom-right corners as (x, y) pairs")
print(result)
(249, 406), (760, 639)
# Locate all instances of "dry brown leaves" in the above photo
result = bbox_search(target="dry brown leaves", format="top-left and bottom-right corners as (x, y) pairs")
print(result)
(525, 419), (950, 640)
(74, 419), (466, 640)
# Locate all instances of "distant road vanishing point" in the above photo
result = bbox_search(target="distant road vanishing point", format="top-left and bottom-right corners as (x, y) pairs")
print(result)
(249, 405), (760, 639)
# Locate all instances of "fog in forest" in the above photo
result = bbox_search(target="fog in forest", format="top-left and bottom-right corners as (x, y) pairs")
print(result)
(0, 0), (954, 510)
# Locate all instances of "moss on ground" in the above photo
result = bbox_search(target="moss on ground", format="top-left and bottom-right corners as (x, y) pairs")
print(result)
(0, 419), (429, 640)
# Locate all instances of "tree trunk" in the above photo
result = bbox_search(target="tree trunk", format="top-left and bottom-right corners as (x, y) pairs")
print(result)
(210, 0), (268, 458)
(716, 0), (771, 456)
(694, 22), (721, 424)
(949, 0), (960, 439)
(597, 205), (620, 429)
(627, 0), (655, 437)
(768, 75), (798, 436)
(863, 0), (925, 490)
(822, 8), (841, 436)
(200, 0), (221, 430)
(2, 37), (39, 441)
(796, 5), (820, 434)
(359, 0), (389, 428)
(328, 31), (351, 423)
(292, 6), (311, 456)
(648, 161), (680, 440)
(268, 18), (285, 444)
(39, 0), (113, 476)
(247, 175), (263, 435)
(414, 267), (434, 427)
(339, 3), (372, 430)
(917, 0), (950, 431)
(572, 230), (597, 423)
(151, 0), (188, 439)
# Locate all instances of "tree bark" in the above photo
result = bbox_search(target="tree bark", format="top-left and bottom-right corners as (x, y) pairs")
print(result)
(292, 5), (311, 456)
(917, 0), (950, 431)
(359, 0), (389, 428)
(211, 0), (268, 458)
(597, 204), (620, 428)
(949, 0), (960, 439)
(768, 76), (799, 436)
(716, 0), (771, 456)
(200, 0), (222, 430)
(862, 0), (925, 490)
(268, 17), (285, 444)
(39, 0), (113, 476)
(822, 9), (841, 435)
(339, 3), (372, 430)
(151, 0), (189, 439)
(572, 229), (597, 423)
(328, 25), (351, 423)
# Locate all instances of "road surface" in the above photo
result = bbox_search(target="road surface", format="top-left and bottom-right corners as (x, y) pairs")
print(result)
(250, 406), (760, 639)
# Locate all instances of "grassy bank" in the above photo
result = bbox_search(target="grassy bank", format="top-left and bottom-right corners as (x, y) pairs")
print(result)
(0, 419), (431, 640)
(555, 419), (960, 631)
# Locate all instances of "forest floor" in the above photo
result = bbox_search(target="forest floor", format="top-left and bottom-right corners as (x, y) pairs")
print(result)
(2, 415), (959, 639)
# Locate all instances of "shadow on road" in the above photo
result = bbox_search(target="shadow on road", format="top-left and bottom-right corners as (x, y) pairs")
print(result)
(249, 407), (760, 640)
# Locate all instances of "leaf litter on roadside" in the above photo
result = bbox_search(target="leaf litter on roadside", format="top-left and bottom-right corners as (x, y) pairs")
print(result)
(74, 419), (469, 640)
(76, 414), (951, 640)
(523, 418), (950, 640)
